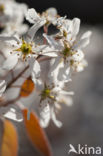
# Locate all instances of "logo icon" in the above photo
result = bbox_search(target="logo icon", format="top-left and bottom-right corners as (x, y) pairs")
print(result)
(68, 144), (102, 155)
(68, 144), (77, 154)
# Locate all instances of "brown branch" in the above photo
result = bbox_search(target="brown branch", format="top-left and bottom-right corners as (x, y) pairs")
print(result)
(6, 66), (29, 90)
(0, 96), (20, 107)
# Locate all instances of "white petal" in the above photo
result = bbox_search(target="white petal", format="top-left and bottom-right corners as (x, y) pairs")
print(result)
(58, 95), (73, 106)
(51, 107), (62, 128)
(72, 18), (80, 38)
(81, 31), (92, 39)
(79, 31), (92, 48)
(2, 54), (18, 70)
(40, 103), (51, 128)
(4, 108), (23, 122)
(59, 90), (74, 95)
(29, 57), (41, 77)
(71, 50), (84, 62)
(46, 8), (57, 17)
(43, 34), (61, 49)
(75, 59), (88, 72)
(43, 51), (58, 57)
(26, 8), (40, 24)
(74, 31), (92, 49)
(0, 35), (20, 43)
(0, 80), (6, 96)
(26, 19), (46, 42)
(32, 59), (40, 77)
(0, 80), (6, 87)
(57, 64), (70, 82)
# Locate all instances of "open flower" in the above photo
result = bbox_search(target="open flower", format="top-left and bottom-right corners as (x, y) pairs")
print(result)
(26, 7), (58, 27)
(1, 35), (39, 70)
(32, 71), (74, 127)
(43, 18), (92, 82)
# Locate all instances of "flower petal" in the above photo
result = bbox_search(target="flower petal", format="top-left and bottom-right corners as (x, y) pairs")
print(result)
(46, 8), (57, 17)
(40, 103), (51, 128)
(0, 35), (20, 43)
(26, 8), (40, 24)
(2, 54), (18, 70)
(0, 80), (6, 96)
(59, 90), (74, 95)
(71, 18), (80, 39)
(74, 31), (92, 49)
(4, 108), (23, 122)
(51, 107), (62, 128)
(26, 20), (46, 42)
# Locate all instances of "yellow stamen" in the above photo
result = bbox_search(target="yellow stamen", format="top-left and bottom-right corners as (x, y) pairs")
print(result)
(15, 40), (32, 59)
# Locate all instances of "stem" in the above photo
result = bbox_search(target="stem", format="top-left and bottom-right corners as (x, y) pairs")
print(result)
(43, 25), (48, 44)
(0, 96), (20, 107)
(6, 66), (29, 90)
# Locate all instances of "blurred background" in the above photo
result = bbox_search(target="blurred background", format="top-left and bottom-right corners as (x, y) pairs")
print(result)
(15, 0), (103, 155)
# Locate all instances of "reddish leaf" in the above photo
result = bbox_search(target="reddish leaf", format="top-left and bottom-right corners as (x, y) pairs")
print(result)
(20, 77), (35, 97)
(22, 109), (52, 156)
(1, 120), (18, 156)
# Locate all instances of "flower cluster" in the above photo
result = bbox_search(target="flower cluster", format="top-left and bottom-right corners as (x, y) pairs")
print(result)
(0, 0), (92, 128)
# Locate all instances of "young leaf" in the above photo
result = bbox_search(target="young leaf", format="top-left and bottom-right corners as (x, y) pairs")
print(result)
(1, 120), (18, 156)
(22, 109), (52, 156)
(20, 77), (35, 97)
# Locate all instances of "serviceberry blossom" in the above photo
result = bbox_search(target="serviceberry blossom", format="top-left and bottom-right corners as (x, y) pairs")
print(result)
(0, 2), (92, 128)
(32, 68), (74, 127)
(26, 7), (58, 27)
(43, 18), (92, 83)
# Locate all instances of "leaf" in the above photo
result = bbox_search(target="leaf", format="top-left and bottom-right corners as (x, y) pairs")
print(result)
(0, 119), (4, 148)
(20, 77), (35, 97)
(0, 120), (18, 156)
(22, 109), (52, 156)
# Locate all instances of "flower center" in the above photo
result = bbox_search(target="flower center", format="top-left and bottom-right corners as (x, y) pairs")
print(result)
(40, 84), (55, 102)
(63, 30), (67, 37)
(16, 40), (32, 59)
(63, 46), (71, 58)
(20, 40), (32, 55)
(41, 88), (51, 101)
(62, 42), (76, 60)
(0, 4), (4, 14)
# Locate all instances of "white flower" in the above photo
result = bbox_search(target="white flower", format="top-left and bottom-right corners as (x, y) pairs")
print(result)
(32, 73), (73, 127)
(55, 17), (80, 42)
(41, 8), (58, 25)
(26, 7), (58, 27)
(0, 35), (42, 86)
(43, 21), (92, 77)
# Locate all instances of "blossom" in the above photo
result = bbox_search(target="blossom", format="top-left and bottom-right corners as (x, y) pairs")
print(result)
(0, 4), (92, 129)
(26, 7), (58, 27)
(43, 18), (92, 83)
(32, 70), (74, 127)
